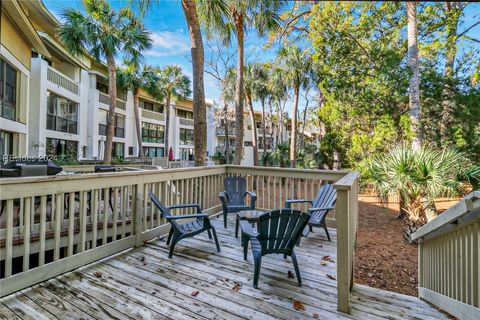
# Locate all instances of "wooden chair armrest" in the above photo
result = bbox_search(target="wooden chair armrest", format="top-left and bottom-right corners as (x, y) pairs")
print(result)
(166, 213), (209, 220)
(239, 220), (258, 238)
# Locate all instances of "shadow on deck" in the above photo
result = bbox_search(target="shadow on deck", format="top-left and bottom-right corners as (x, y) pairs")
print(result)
(0, 216), (448, 320)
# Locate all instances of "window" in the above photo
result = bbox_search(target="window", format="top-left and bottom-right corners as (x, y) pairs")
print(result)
(0, 59), (17, 120)
(143, 147), (165, 157)
(115, 114), (125, 138)
(112, 142), (124, 158)
(46, 92), (78, 134)
(179, 128), (193, 145)
(96, 82), (108, 94)
(142, 122), (164, 143)
(259, 137), (273, 150)
(128, 147), (134, 156)
(180, 148), (194, 161)
(98, 110), (125, 138)
(139, 99), (164, 113)
(0, 130), (14, 163)
(46, 138), (78, 160)
(176, 109), (193, 119)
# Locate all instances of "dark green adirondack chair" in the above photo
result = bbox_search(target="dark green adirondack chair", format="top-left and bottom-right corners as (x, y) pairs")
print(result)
(219, 177), (257, 228)
(149, 193), (220, 258)
(240, 209), (310, 288)
(285, 183), (337, 241)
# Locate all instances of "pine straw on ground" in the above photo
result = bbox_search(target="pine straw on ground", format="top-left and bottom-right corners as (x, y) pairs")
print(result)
(355, 195), (418, 296)
(354, 195), (461, 296)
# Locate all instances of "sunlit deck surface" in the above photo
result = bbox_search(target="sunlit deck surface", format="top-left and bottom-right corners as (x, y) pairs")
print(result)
(1, 216), (448, 320)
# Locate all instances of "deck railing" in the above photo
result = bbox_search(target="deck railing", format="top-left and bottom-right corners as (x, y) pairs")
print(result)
(46, 66), (79, 95)
(0, 165), (359, 312)
(411, 191), (480, 320)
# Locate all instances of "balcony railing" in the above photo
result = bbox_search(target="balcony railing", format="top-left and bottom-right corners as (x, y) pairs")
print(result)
(0, 166), (358, 306)
(411, 191), (480, 320)
(98, 92), (126, 110)
(179, 118), (194, 126)
(142, 109), (165, 122)
(216, 127), (236, 136)
(47, 66), (79, 95)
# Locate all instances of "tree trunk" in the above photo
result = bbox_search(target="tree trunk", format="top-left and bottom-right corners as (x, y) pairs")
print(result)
(224, 103), (230, 164)
(233, 15), (245, 165)
(261, 98), (267, 156)
(247, 95), (259, 166)
(290, 86), (299, 168)
(301, 97), (309, 148)
(441, 2), (460, 143)
(164, 93), (171, 155)
(182, 0), (207, 166)
(133, 90), (144, 158)
(104, 54), (117, 163)
(407, 2), (421, 151)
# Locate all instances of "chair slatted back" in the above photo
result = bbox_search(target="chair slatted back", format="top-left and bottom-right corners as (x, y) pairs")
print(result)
(311, 184), (337, 221)
(149, 193), (179, 228)
(257, 209), (310, 256)
(224, 177), (247, 206)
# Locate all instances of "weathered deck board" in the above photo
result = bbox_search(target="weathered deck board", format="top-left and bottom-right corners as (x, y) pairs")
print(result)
(1, 216), (449, 320)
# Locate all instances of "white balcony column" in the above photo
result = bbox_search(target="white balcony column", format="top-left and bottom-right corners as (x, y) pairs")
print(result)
(77, 68), (90, 159)
(28, 58), (48, 157)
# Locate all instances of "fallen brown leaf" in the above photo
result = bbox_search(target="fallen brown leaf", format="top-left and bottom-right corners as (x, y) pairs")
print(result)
(326, 274), (336, 280)
(293, 300), (305, 311)
(191, 290), (200, 297)
(287, 270), (295, 279)
(94, 271), (102, 278)
(321, 255), (335, 263)
(320, 261), (327, 266)
(232, 282), (241, 292)
(313, 313), (320, 319)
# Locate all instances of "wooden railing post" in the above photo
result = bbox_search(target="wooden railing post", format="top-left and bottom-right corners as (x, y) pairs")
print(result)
(135, 179), (145, 247)
(335, 188), (350, 313)
(334, 171), (360, 314)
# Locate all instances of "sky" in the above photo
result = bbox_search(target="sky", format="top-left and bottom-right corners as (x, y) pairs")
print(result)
(43, 0), (480, 115)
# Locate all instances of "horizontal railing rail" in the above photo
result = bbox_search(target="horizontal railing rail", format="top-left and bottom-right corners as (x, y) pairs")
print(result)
(411, 191), (480, 320)
(0, 164), (358, 314)
(47, 66), (79, 95)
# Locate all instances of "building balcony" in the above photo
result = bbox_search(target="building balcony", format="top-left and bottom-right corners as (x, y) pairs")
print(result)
(46, 65), (79, 95)
(216, 127), (236, 136)
(0, 166), (470, 319)
(98, 91), (126, 110)
(142, 109), (165, 122)
(179, 118), (194, 126)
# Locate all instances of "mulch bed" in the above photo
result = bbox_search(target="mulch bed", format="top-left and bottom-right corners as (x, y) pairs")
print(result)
(354, 195), (418, 296)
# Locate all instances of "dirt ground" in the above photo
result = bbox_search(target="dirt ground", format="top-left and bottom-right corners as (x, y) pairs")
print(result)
(354, 194), (460, 296)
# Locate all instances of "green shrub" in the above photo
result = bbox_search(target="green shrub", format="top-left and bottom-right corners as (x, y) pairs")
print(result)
(360, 144), (479, 228)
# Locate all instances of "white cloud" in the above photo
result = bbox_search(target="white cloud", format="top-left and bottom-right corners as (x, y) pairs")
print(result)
(147, 31), (190, 58)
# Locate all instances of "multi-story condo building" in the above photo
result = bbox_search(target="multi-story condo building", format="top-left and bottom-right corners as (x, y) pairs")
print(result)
(215, 110), (290, 166)
(0, 0), (216, 164)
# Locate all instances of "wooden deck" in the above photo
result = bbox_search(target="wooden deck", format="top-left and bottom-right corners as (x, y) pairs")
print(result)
(0, 216), (448, 320)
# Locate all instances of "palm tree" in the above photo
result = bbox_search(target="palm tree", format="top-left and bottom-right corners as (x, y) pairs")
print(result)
(267, 66), (288, 145)
(117, 62), (162, 158)
(58, 0), (151, 163)
(255, 64), (270, 158)
(244, 63), (269, 166)
(198, 0), (284, 165)
(133, 0), (207, 166)
(407, 2), (421, 150)
(156, 65), (191, 157)
(244, 64), (259, 166)
(220, 67), (237, 164)
(275, 45), (312, 168)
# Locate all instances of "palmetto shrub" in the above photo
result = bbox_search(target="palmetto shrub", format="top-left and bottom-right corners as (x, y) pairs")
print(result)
(360, 144), (479, 229)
